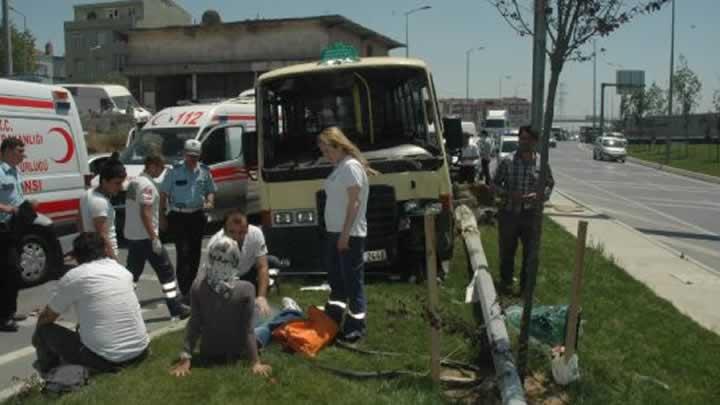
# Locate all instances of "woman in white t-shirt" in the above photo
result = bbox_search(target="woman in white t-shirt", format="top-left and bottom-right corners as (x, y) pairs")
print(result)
(317, 127), (375, 342)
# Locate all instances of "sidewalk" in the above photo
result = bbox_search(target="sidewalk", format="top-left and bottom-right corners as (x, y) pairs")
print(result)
(546, 191), (720, 335)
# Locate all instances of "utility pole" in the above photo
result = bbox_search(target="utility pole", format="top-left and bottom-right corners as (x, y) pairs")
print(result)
(592, 39), (597, 130)
(665, 0), (675, 164)
(465, 47), (484, 100)
(2, 0), (12, 77)
(518, 0), (547, 376)
(404, 6), (431, 58)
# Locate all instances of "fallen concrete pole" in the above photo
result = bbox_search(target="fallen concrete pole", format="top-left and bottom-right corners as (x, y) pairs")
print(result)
(455, 205), (527, 405)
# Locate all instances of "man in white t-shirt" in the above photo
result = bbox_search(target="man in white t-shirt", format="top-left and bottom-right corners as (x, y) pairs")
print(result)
(125, 154), (190, 319)
(80, 158), (126, 259)
(207, 209), (271, 317)
(32, 233), (149, 375)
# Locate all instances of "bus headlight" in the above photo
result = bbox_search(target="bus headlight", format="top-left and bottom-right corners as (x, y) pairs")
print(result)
(295, 210), (316, 224)
(273, 212), (294, 225)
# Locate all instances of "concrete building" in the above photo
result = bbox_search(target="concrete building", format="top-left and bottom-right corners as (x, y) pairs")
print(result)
(439, 97), (531, 128)
(64, 0), (191, 82)
(123, 14), (403, 110)
(33, 43), (66, 84)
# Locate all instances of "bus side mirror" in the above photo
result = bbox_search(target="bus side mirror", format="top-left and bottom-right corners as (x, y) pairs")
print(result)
(243, 131), (258, 168)
(442, 117), (463, 151)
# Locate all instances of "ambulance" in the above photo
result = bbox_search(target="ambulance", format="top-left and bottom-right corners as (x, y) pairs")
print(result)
(111, 97), (259, 228)
(0, 79), (90, 286)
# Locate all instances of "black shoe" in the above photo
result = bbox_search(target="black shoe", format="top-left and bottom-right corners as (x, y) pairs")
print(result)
(168, 300), (191, 320)
(337, 330), (364, 344)
(0, 318), (19, 332)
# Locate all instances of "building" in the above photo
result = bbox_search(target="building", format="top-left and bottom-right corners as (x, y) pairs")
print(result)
(64, 0), (191, 82)
(33, 43), (66, 84)
(438, 97), (531, 128)
(123, 14), (404, 110)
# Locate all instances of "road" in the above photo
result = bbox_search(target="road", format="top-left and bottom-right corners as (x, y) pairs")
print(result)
(551, 141), (720, 275)
(0, 241), (210, 397)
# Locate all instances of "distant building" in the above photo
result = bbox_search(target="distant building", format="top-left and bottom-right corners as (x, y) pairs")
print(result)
(64, 0), (191, 82)
(31, 42), (66, 84)
(123, 14), (404, 110)
(438, 97), (531, 128)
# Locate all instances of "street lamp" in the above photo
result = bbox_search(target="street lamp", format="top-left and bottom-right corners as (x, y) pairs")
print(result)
(514, 83), (528, 98)
(592, 40), (606, 130)
(465, 46), (484, 100)
(404, 5), (431, 58)
(498, 75), (511, 98)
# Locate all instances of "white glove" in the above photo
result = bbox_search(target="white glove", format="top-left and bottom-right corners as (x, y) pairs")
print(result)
(151, 238), (164, 255)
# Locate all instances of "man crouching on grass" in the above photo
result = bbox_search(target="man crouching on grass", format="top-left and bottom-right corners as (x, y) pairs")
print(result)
(32, 233), (149, 375)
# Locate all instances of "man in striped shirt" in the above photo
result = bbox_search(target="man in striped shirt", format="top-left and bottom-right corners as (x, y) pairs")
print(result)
(492, 125), (554, 295)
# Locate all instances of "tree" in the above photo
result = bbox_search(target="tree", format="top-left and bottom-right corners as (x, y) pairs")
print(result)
(672, 55), (702, 154)
(645, 82), (667, 116)
(713, 89), (720, 161)
(0, 23), (37, 75)
(624, 81), (665, 146)
(488, 0), (670, 374)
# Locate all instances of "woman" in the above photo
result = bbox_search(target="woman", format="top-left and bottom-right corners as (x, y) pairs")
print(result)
(317, 127), (375, 343)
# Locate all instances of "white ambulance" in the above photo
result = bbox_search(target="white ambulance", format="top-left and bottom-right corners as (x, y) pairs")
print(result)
(0, 79), (90, 286)
(112, 97), (259, 227)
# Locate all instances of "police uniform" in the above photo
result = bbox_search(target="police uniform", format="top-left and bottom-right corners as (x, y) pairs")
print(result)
(161, 161), (217, 296)
(0, 161), (24, 328)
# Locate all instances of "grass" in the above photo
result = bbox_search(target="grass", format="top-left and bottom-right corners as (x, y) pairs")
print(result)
(628, 143), (720, 177)
(7, 217), (720, 404)
(481, 218), (720, 405)
(4, 245), (487, 405)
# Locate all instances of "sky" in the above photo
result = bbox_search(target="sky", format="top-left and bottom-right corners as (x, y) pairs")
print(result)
(8, 0), (720, 117)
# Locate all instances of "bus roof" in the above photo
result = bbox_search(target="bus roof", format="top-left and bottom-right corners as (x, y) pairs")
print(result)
(258, 57), (431, 82)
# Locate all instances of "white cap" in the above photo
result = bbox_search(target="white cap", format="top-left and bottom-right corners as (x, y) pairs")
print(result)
(184, 139), (202, 156)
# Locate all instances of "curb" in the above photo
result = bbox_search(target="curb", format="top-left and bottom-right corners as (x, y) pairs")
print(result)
(626, 156), (720, 185)
(552, 189), (720, 278)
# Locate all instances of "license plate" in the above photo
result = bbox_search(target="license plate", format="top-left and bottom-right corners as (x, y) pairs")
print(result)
(363, 249), (387, 263)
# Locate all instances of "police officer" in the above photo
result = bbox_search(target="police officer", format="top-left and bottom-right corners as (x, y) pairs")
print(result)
(0, 138), (29, 332)
(160, 139), (217, 299)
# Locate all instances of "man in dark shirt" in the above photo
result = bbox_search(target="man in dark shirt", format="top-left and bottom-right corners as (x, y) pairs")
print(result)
(492, 125), (554, 295)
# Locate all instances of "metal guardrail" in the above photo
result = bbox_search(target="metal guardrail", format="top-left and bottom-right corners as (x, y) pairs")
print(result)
(455, 205), (526, 405)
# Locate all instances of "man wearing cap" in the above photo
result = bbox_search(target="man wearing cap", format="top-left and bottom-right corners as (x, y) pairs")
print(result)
(160, 139), (217, 299)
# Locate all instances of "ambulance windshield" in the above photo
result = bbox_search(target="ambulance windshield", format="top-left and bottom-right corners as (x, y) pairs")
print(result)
(120, 128), (197, 165)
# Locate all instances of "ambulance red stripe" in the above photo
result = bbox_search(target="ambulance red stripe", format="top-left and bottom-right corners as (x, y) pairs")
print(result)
(0, 96), (54, 110)
(36, 199), (81, 214)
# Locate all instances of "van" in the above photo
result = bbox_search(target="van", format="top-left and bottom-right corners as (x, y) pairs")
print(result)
(99, 97), (258, 229)
(255, 48), (456, 277)
(0, 79), (90, 286)
(62, 84), (152, 123)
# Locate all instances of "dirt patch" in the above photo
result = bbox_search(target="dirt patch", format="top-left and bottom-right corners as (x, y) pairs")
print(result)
(524, 371), (570, 405)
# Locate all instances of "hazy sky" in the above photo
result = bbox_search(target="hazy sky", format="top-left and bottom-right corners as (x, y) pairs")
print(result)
(9, 0), (719, 116)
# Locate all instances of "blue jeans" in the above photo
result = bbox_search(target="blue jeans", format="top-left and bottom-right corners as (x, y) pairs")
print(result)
(254, 309), (304, 348)
(324, 232), (367, 337)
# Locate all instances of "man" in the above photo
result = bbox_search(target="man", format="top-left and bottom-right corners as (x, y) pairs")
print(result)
(459, 133), (479, 184)
(160, 139), (217, 299)
(493, 125), (554, 295)
(0, 138), (29, 332)
(169, 233), (271, 378)
(207, 209), (271, 317)
(478, 130), (493, 184)
(80, 158), (126, 260)
(32, 233), (149, 375)
(125, 154), (190, 319)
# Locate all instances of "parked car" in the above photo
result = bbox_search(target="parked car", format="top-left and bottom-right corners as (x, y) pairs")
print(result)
(549, 135), (558, 148)
(498, 134), (519, 161)
(593, 136), (627, 162)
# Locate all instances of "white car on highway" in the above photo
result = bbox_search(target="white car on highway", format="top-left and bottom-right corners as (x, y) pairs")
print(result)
(593, 135), (627, 163)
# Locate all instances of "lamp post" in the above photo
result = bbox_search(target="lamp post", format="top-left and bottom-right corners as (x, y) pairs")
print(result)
(592, 41), (606, 130)
(404, 5), (431, 58)
(665, 0), (675, 164)
(498, 75), (511, 98)
(465, 46), (484, 100)
(514, 83), (528, 98)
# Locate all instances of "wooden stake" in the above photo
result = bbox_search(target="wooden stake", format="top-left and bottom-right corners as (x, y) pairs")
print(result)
(424, 214), (441, 382)
(564, 220), (588, 362)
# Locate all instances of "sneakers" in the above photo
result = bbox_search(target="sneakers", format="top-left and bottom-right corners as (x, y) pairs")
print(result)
(13, 312), (28, 321)
(281, 297), (302, 313)
(0, 318), (19, 332)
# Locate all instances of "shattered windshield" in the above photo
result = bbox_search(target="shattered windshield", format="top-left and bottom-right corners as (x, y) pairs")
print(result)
(119, 127), (197, 165)
(259, 66), (443, 177)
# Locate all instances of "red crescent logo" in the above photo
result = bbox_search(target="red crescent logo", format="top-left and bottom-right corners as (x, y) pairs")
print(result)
(48, 127), (75, 164)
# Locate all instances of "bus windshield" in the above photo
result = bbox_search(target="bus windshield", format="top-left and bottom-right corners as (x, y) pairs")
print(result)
(259, 66), (444, 175)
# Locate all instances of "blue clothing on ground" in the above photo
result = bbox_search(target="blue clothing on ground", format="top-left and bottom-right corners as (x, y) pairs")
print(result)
(254, 309), (304, 348)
